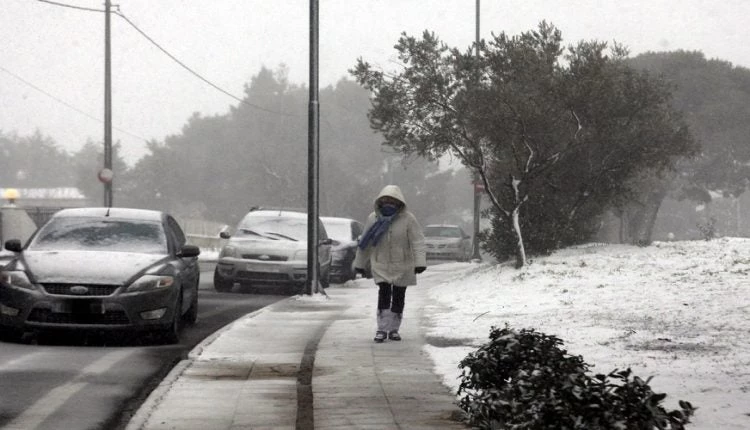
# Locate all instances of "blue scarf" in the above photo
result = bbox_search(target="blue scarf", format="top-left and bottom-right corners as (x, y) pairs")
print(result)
(358, 205), (398, 249)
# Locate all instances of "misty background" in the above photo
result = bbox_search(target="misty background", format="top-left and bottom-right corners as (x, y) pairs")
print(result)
(2, 10), (750, 255)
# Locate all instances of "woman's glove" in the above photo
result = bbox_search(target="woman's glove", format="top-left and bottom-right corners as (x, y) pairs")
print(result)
(414, 266), (426, 274)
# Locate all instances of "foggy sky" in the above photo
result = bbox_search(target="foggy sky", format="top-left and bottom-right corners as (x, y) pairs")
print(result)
(2, 0), (748, 164)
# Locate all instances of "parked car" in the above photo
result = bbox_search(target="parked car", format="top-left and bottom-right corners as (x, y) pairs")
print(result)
(423, 224), (472, 261)
(321, 216), (364, 283)
(213, 209), (332, 294)
(0, 207), (200, 344)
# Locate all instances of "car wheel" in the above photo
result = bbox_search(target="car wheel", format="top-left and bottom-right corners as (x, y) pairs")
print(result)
(213, 267), (233, 293)
(158, 291), (182, 344)
(183, 285), (198, 325)
(0, 326), (23, 343)
(320, 265), (331, 289)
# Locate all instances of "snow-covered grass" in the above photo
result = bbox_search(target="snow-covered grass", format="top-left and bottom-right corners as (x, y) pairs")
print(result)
(423, 238), (750, 430)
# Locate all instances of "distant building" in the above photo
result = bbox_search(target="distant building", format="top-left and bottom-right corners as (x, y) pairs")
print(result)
(0, 187), (92, 208)
(1, 187), (94, 230)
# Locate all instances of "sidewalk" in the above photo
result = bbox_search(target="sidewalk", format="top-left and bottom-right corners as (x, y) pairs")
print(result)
(126, 274), (469, 430)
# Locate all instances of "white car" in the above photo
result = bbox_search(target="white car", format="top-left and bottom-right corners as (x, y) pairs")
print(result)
(213, 209), (332, 294)
(423, 224), (472, 261)
(321, 216), (364, 283)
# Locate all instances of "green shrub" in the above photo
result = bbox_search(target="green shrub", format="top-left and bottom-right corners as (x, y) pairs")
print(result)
(458, 325), (695, 429)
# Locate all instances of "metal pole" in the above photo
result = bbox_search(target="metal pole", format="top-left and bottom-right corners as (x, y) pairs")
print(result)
(104, 0), (113, 207)
(471, 0), (482, 261)
(306, 0), (320, 295)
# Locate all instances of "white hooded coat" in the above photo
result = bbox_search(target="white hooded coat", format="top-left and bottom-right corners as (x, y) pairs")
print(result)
(354, 185), (427, 286)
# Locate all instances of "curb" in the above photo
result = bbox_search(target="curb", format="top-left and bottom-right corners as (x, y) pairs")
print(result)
(125, 295), (299, 430)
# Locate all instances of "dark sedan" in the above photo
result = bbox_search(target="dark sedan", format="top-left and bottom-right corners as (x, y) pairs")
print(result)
(0, 207), (200, 344)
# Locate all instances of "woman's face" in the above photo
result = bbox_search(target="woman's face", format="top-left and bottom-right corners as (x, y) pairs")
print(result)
(378, 196), (400, 207)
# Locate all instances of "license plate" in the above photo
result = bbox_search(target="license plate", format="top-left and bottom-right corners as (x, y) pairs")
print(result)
(247, 264), (280, 272)
(54, 300), (105, 314)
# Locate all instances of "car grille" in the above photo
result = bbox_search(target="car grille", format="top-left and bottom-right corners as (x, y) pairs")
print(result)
(426, 244), (448, 249)
(241, 254), (288, 261)
(27, 309), (130, 325)
(41, 283), (120, 297)
(236, 270), (307, 283)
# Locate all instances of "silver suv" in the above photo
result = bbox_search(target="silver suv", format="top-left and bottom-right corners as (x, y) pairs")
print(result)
(424, 224), (472, 261)
(213, 209), (332, 294)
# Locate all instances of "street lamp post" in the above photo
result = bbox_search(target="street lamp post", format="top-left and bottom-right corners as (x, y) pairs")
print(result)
(305, 0), (321, 295)
(103, 0), (113, 207)
(471, 0), (482, 261)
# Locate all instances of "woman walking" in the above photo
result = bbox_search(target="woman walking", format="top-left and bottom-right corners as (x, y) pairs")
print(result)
(354, 185), (426, 343)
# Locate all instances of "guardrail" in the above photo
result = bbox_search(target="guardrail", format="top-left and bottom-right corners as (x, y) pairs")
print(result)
(186, 233), (227, 251)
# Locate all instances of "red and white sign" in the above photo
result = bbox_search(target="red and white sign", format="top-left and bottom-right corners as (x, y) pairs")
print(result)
(97, 168), (114, 184)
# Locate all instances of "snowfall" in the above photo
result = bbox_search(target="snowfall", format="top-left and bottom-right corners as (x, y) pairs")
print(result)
(418, 237), (750, 429)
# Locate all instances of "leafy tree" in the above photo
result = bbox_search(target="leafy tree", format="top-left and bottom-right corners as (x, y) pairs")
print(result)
(628, 51), (750, 238)
(0, 130), (75, 187)
(351, 22), (695, 266)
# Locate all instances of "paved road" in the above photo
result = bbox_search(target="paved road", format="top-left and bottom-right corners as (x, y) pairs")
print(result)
(0, 271), (285, 430)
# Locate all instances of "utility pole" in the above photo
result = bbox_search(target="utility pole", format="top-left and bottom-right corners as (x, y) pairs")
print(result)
(103, 0), (113, 207)
(305, 0), (320, 295)
(471, 0), (482, 261)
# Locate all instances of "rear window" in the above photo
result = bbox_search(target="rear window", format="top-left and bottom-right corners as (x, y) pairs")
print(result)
(29, 217), (168, 254)
(424, 226), (463, 238)
(322, 221), (353, 241)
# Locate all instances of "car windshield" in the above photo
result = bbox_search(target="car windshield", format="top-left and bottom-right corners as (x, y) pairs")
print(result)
(238, 216), (307, 241)
(424, 226), (463, 238)
(322, 222), (352, 241)
(29, 217), (168, 254)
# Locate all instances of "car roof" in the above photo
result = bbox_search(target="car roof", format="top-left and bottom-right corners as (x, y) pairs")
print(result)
(425, 224), (462, 228)
(321, 216), (359, 224)
(245, 209), (308, 219)
(52, 207), (165, 222)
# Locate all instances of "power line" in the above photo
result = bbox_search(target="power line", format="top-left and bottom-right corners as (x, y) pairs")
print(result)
(36, 0), (105, 13)
(36, 0), (294, 116)
(0, 65), (149, 143)
(114, 10), (294, 116)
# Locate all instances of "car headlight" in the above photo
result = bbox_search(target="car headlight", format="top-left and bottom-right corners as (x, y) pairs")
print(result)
(293, 249), (307, 260)
(126, 275), (175, 292)
(0, 270), (34, 290)
(220, 246), (237, 258)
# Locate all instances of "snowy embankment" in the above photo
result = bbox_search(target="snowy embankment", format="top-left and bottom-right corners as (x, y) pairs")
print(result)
(423, 238), (750, 430)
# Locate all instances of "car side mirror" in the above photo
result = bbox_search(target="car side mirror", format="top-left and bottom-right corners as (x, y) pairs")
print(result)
(4, 239), (22, 253)
(219, 231), (231, 239)
(178, 244), (201, 258)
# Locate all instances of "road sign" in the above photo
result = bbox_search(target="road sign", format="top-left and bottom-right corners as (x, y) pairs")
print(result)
(98, 168), (114, 184)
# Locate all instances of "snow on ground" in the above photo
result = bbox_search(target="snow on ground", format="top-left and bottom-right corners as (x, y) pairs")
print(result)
(422, 238), (750, 430)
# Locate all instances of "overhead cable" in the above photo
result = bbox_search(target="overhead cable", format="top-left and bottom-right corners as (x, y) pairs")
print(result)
(36, 0), (292, 116)
(37, 0), (105, 13)
(0, 65), (149, 143)
(115, 11), (294, 116)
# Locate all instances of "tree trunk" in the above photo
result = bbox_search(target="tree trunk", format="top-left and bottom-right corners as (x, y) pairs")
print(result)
(623, 187), (668, 246)
(511, 205), (527, 268)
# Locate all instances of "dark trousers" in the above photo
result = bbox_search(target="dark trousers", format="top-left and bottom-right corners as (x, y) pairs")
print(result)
(377, 283), (406, 314)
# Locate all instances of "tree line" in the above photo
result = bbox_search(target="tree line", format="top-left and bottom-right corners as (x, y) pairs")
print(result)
(3, 22), (750, 267)
(0, 67), (472, 232)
